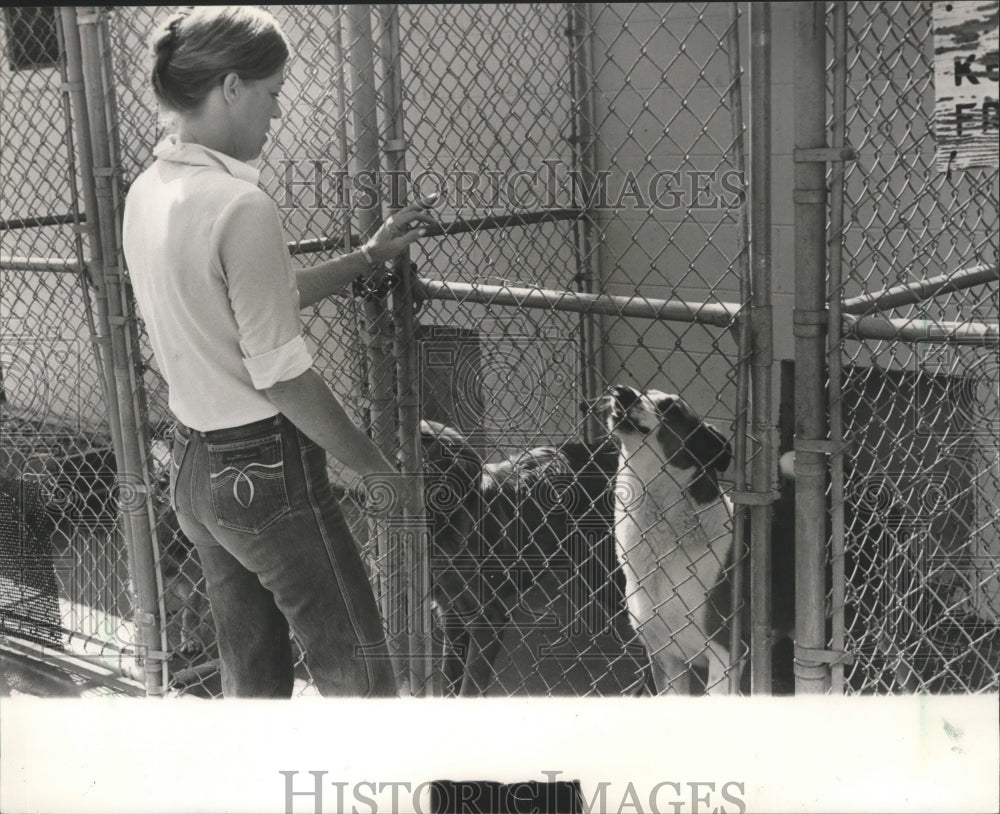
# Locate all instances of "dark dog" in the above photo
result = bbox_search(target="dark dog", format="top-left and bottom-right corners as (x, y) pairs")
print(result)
(419, 419), (578, 696)
(509, 438), (623, 636)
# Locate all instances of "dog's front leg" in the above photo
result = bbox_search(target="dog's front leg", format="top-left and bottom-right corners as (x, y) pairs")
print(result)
(458, 596), (511, 696)
(650, 652), (692, 695)
(179, 585), (208, 657)
(458, 628), (493, 697)
(704, 641), (734, 696)
(439, 612), (469, 697)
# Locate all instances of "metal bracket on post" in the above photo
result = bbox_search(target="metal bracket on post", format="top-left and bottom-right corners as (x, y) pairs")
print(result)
(794, 643), (855, 667)
(384, 138), (407, 155)
(133, 611), (169, 664)
(794, 438), (839, 455)
(792, 307), (828, 337)
(82, 258), (100, 289)
(730, 489), (781, 506)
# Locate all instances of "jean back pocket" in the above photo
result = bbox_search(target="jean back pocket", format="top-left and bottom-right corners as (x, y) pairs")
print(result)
(208, 432), (291, 534)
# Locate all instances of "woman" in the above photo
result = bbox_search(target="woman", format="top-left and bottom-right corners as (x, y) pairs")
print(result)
(122, 6), (436, 697)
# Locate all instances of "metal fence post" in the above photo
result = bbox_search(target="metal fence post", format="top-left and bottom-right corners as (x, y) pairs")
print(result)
(377, 4), (432, 697)
(566, 3), (606, 443)
(724, 2), (752, 694)
(345, 3), (405, 687)
(792, 0), (831, 694)
(749, 0), (775, 695)
(332, 10), (372, 431)
(75, 6), (165, 696)
(826, 0), (849, 695)
(57, 7), (125, 474)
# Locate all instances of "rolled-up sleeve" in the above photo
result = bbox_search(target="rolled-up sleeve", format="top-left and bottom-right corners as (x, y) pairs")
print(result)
(213, 190), (313, 389)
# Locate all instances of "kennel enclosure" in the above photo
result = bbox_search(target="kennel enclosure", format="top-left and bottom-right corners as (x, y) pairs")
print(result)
(1, 3), (997, 697)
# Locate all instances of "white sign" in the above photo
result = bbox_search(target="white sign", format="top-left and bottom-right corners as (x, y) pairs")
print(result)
(933, 0), (1000, 171)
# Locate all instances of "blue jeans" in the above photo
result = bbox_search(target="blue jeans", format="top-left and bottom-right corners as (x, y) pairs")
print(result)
(170, 414), (397, 698)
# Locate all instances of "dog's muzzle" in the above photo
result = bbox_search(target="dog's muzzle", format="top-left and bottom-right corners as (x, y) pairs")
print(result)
(597, 385), (645, 434)
(611, 384), (640, 410)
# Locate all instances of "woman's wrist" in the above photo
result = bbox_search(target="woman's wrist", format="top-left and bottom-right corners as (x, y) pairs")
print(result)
(360, 241), (389, 268)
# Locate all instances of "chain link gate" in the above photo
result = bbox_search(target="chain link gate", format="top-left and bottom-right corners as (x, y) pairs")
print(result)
(3, 3), (781, 698)
(354, 2), (766, 697)
(821, 1), (1000, 695)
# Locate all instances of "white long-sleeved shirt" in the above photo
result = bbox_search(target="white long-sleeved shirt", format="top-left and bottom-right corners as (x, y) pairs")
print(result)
(122, 136), (312, 431)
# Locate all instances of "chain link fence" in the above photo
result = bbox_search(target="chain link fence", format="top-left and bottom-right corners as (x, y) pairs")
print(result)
(6, 2), (993, 700)
(2, 3), (759, 698)
(1, 7), (141, 688)
(828, 1), (1000, 694)
(377, 2), (756, 696)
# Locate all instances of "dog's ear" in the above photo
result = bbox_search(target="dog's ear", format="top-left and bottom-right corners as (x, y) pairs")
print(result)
(690, 422), (732, 472)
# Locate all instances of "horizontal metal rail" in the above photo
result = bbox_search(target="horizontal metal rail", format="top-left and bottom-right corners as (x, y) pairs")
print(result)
(842, 262), (1000, 315)
(0, 213), (81, 231)
(286, 208), (582, 256)
(419, 207), (582, 238)
(417, 277), (741, 327)
(843, 313), (1000, 345)
(0, 256), (83, 273)
(12, 208), (583, 267)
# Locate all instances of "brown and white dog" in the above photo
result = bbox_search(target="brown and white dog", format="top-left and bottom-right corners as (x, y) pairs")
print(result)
(596, 384), (736, 695)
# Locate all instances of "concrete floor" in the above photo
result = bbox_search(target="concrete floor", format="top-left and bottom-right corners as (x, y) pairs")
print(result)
(0, 650), (132, 698)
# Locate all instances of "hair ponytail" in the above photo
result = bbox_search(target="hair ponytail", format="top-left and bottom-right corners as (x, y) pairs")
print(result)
(149, 6), (288, 113)
(151, 12), (188, 110)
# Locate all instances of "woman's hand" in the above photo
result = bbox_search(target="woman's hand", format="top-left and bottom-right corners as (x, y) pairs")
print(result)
(296, 192), (442, 307)
(362, 192), (441, 265)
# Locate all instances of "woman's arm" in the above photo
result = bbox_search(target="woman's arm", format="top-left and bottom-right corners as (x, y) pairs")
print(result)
(296, 194), (440, 309)
(264, 367), (393, 476)
(297, 249), (376, 308)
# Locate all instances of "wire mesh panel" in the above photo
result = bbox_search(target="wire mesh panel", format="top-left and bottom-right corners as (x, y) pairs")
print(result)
(830, 1), (1000, 694)
(381, 2), (758, 697)
(1, 8), (141, 683)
